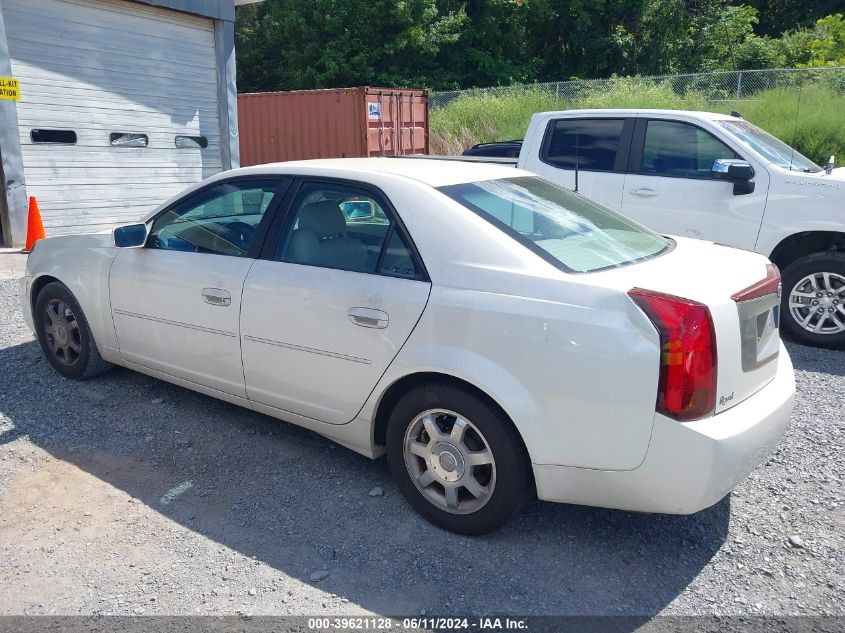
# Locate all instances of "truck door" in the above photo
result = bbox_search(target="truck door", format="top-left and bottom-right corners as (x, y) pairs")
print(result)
(621, 118), (769, 249)
(521, 117), (634, 212)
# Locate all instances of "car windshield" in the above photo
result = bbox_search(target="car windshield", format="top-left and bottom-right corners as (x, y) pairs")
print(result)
(439, 176), (671, 273)
(718, 119), (821, 173)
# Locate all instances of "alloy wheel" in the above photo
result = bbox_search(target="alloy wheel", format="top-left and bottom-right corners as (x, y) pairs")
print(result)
(43, 299), (82, 366)
(403, 409), (496, 515)
(788, 272), (845, 335)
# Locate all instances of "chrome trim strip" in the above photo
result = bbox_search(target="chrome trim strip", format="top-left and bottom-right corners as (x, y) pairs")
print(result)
(242, 335), (372, 365)
(113, 309), (237, 338)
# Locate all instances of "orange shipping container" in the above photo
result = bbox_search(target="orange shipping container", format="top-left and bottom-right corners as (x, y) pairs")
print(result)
(237, 86), (429, 166)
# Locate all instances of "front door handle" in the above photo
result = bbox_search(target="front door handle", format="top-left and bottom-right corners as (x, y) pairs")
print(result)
(629, 187), (659, 198)
(348, 307), (389, 329)
(202, 288), (231, 306)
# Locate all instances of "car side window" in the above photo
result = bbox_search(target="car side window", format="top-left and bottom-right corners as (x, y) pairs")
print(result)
(147, 179), (286, 257)
(274, 182), (422, 279)
(641, 120), (737, 178)
(542, 118), (626, 172)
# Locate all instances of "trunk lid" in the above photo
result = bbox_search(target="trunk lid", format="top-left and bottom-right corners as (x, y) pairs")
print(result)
(590, 236), (780, 415)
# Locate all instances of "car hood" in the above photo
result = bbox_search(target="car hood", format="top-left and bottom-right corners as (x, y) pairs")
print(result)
(32, 232), (116, 251)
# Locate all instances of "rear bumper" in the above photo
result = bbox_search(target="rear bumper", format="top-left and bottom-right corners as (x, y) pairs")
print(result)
(534, 342), (795, 514)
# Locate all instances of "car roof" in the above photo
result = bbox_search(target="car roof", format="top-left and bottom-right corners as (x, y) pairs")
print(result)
(221, 157), (529, 188)
(533, 108), (739, 121)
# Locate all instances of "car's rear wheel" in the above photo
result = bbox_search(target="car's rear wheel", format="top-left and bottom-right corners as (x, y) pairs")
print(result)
(34, 282), (113, 379)
(386, 382), (533, 535)
(781, 252), (845, 349)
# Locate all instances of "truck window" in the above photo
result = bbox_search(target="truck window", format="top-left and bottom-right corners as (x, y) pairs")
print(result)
(717, 119), (820, 172)
(541, 119), (625, 172)
(641, 120), (736, 179)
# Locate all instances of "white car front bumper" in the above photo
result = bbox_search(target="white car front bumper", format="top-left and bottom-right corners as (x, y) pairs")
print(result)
(19, 276), (34, 332)
(533, 342), (795, 514)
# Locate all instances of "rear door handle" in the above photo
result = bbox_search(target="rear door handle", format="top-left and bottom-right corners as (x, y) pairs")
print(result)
(348, 307), (389, 329)
(629, 188), (659, 198)
(202, 288), (231, 306)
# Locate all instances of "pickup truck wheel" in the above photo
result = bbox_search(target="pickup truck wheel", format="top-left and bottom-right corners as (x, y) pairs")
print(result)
(780, 252), (845, 349)
(386, 382), (533, 535)
(34, 282), (114, 379)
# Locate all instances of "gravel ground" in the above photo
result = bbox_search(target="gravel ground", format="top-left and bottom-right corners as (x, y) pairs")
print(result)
(0, 277), (843, 617)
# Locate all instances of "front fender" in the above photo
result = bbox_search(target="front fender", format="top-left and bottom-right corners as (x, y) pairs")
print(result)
(756, 176), (845, 257)
(25, 235), (119, 353)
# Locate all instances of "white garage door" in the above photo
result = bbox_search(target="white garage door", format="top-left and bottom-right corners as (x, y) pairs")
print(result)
(5, 0), (223, 235)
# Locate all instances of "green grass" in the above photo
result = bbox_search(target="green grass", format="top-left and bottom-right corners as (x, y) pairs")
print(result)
(430, 79), (845, 166)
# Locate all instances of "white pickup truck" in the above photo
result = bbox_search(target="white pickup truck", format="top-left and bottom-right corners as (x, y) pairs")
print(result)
(475, 109), (845, 348)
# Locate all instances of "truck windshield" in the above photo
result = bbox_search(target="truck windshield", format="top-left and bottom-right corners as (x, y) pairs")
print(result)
(439, 177), (671, 273)
(718, 120), (821, 173)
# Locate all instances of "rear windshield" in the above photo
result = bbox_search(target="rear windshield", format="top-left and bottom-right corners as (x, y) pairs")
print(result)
(438, 176), (671, 273)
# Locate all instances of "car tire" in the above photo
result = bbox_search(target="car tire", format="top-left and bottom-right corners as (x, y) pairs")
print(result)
(780, 251), (845, 350)
(34, 281), (114, 379)
(386, 382), (534, 535)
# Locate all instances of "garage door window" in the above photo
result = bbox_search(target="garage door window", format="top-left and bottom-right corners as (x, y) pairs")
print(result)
(110, 133), (148, 147)
(175, 135), (208, 149)
(30, 129), (77, 144)
(640, 120), (737, 178)
(542, 119), (625, 172)
(148, 179), (287, 257)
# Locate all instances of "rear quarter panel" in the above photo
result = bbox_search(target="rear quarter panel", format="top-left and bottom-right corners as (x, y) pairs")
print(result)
(25, 234), (119, 353)
(362, 279), (661, 471)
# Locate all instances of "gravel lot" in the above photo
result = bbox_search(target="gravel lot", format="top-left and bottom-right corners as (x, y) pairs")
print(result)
(0, 275), (843, 617)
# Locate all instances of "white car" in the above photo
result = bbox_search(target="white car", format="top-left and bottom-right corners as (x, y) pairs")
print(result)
(19, 159), (795, 534)
(501, 109), (845, 349)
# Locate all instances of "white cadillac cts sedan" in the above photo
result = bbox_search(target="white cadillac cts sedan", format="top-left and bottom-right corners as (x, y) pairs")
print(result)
(20, 159), (795, 534)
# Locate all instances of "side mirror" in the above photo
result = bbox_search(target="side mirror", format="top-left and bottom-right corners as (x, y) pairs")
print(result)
(711, 159), (753, 182)
(711, 159), (755, 195)
(113, 223), (148, 248)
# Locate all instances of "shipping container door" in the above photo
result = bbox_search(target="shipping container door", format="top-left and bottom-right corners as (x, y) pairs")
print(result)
(4, 0), (223, 236)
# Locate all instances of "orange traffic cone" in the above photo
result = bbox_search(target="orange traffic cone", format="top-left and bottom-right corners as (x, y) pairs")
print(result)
(24, 196), (45, 252)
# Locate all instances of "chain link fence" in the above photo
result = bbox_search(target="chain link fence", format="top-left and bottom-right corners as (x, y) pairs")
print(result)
(430, 66), (845, 110)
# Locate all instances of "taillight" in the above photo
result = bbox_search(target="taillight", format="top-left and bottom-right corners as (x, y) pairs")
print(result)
(628, 289), (718, 421)
(731, 263), (781, 302)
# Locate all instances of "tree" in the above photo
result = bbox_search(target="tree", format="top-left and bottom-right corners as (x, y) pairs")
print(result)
(803, 13), (845, 66)
(608, 0), (763, 75)
(433, 0), (533, 88)
(234, 0), (845, 94)
(745, 0), (845, 37)
(236, 0), (465, 93)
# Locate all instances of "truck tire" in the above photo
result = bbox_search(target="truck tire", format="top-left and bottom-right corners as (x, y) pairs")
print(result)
(780, 252), (845, 349)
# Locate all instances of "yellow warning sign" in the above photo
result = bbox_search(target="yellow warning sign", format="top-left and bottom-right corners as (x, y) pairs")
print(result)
(0, 77), (20, 101)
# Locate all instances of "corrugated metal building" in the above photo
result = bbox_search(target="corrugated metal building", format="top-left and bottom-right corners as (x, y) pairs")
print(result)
(0, 0), (258, 248)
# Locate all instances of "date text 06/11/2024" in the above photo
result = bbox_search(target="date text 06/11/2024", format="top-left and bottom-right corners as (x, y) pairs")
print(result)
(307, 617), (529, 630)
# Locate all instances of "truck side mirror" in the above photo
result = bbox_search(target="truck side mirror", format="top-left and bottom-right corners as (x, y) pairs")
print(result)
(113, 223), (148, 248)
(710, 159), (755, 195)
